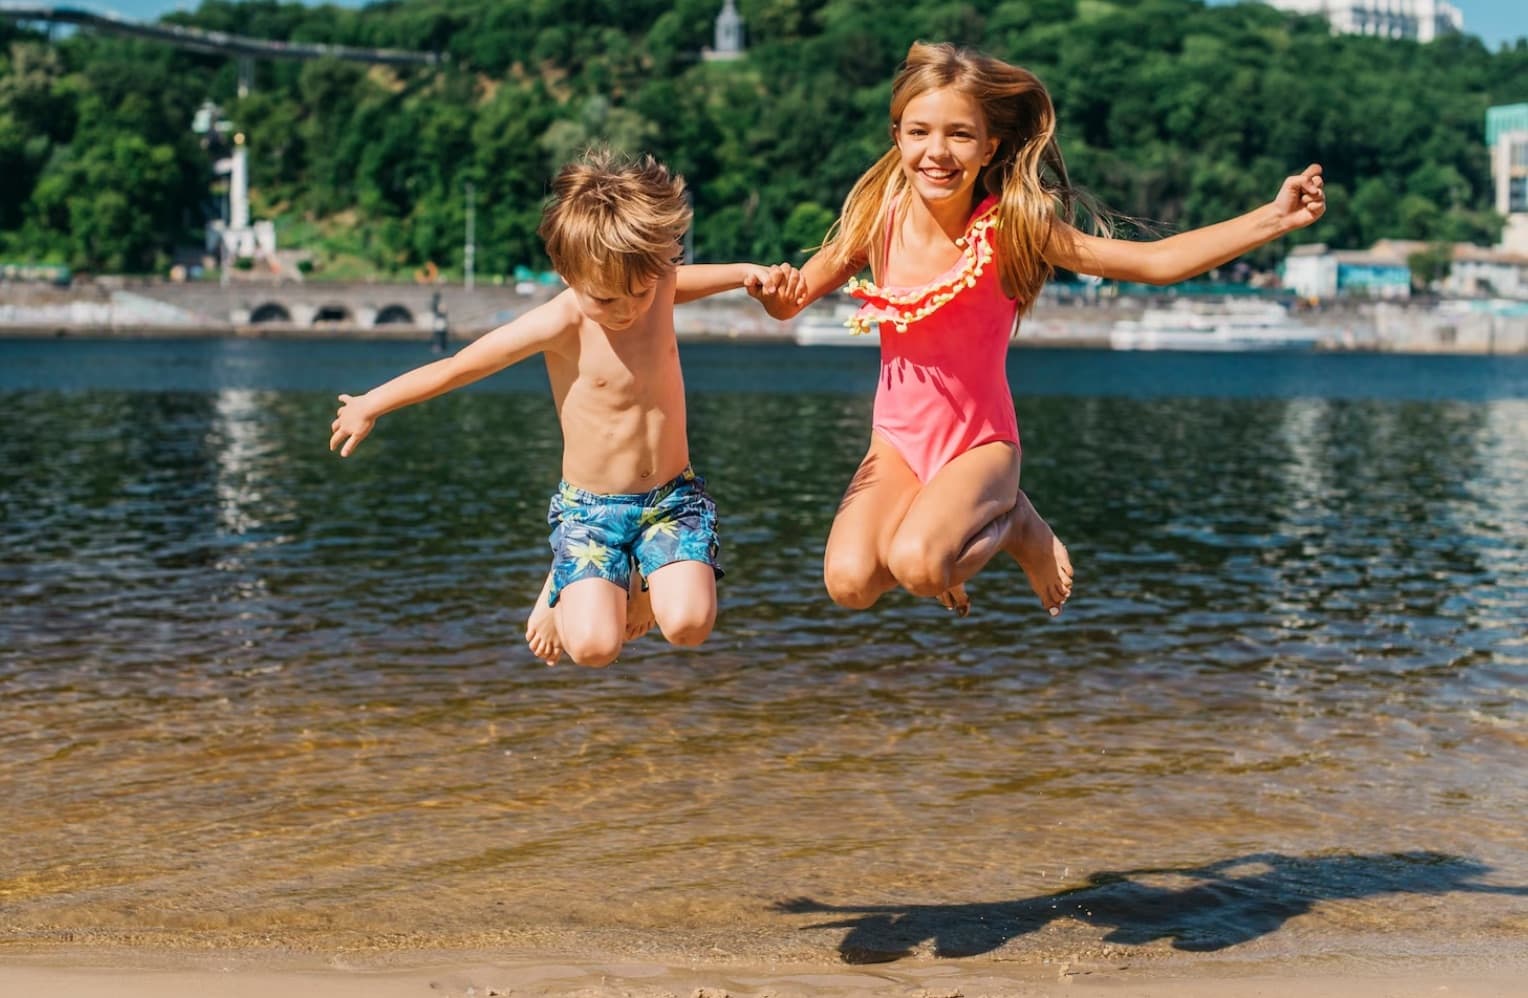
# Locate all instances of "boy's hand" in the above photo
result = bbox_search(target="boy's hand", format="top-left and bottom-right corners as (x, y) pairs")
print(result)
(330, 393), (375, 457)
(1273, 164), (1325, 232)
(744, 263), (808, 319)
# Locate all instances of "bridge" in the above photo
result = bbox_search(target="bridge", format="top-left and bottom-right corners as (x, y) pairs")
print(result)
(0, 3), (444, 67)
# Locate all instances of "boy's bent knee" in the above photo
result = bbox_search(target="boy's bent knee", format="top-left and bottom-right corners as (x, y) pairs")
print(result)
(656, 601), (715, 647)
(661, 616), (713, 648)
(562, 632), (622, 668)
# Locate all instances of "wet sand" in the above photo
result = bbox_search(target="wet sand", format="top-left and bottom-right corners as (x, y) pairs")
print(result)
(3, 950), (1526, 998)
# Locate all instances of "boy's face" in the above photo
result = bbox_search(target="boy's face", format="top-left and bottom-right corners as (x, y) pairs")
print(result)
(571, 276), (660, 332)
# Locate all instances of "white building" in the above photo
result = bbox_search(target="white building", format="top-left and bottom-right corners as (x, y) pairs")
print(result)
(1369, 240), (1528, 300)
(1488, 104), (1528, 256)
(1282, 243), (1413, 301)
(1261, 0), (1462, 42)
(1448, 244), (1528, 299)
(703, 0), (745, 62)
(1285, 240), (1528, 301)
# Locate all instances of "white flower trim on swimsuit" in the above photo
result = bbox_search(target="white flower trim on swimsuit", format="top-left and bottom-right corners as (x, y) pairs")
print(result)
(842, 200), (999, 336)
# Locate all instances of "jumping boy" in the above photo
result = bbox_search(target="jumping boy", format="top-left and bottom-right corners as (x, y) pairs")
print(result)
(329, 149), (805, 667)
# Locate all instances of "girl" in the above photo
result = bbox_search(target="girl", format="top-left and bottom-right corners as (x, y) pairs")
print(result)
(759, 41), (1326, 618)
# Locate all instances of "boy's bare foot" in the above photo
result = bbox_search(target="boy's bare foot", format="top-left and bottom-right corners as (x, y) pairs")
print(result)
(625, 573), (656, 641)
(1004, 492), (1073, 616)
(938, 584), (971, 617)
(525, 572), (563, 665)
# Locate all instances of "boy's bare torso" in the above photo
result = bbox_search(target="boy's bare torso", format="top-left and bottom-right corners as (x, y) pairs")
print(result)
(543, 275), (690, 495)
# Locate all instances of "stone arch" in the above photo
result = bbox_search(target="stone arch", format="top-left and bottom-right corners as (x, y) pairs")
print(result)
(312, 304), (353, 326)
(375, 303), (415, 326)
(249, 302), (291, 324)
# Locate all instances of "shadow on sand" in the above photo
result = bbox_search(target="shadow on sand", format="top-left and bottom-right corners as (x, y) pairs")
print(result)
(775, 851), (1528, 963)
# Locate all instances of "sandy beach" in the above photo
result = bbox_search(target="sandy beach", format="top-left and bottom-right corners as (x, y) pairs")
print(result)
(4, 341), (1524, 996)
(4, 949), (1528, 998)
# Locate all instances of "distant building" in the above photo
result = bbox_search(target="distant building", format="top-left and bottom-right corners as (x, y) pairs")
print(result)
(1260, 0), (1462, 42)
(1488, 103), (1528, 255)
(1283, 240), (1528, 301)
(703, 0), (745, 62)
(1447, 244), (1528, 299)
(1283, 243), (1413, 300)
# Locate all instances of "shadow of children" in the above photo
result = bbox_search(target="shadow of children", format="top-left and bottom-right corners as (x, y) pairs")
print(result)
(775, 850), (1528, 963)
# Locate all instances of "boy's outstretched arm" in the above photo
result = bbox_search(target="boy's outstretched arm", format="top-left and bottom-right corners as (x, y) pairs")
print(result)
(1045, 164), (1327, 285)
(674, 262), (806, 306)
(329, 295), (575, 457)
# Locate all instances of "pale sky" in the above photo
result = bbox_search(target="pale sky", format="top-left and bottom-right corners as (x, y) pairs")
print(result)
(69, 0), (1528, 51)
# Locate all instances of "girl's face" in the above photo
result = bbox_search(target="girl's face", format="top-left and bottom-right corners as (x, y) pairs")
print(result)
(894, 86), (999, 206)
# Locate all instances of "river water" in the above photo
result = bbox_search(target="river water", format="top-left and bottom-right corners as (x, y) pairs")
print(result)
(1, 338), (1524, 967)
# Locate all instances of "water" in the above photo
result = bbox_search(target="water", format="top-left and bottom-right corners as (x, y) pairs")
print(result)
(2, 338), (1525, 966)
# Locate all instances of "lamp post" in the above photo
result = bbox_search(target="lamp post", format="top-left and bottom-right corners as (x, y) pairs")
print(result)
(464, 181), (476, 291)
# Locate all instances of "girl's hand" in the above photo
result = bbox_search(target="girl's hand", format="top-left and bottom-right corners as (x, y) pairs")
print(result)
(330, 393), (375, 457)
(1274, 164), (1326, 232)
(745, 263), (808, 318)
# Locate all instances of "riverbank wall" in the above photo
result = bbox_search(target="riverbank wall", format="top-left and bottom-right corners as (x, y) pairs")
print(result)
(2, 280), (1525, 354)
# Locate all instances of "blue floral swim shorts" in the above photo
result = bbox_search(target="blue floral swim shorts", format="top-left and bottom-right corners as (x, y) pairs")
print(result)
(545, 466), (722, 607)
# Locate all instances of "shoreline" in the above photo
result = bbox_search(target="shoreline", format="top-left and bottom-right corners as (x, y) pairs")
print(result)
(2, 282), (1526, 353)
(3, 322), (1526, 356)
(3, 947), (1525, 998)
(3, 325), (1526, 356)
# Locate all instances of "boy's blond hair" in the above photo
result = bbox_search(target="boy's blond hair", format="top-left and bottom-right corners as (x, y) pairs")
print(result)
(538, 148), (691, 297)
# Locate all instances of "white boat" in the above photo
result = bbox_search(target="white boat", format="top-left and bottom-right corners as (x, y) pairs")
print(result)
(792, 304), (879, 347)
(1108, 300), (1321, 352)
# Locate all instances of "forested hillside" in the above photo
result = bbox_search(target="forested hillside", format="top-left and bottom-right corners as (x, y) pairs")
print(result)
(2, 0), (1524, 276)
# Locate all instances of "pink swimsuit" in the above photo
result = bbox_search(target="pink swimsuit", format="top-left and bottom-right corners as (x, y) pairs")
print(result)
(845, 196), (1020, 483)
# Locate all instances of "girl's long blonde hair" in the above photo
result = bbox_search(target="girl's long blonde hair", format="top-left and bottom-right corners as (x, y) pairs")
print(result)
(825, 42), (1088, 309)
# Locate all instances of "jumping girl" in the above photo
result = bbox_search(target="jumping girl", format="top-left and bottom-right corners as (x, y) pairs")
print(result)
(757, 41), (1326, 618)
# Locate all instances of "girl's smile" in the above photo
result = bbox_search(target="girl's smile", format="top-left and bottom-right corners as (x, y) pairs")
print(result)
(895, 87), (998, 203)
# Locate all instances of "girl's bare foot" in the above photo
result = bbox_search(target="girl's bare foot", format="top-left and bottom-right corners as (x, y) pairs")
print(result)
(938, 584), (971, 617)
(525, 572), (563, 665)
(1004, 492), (1073, 616)
(625, 567), (656, 641)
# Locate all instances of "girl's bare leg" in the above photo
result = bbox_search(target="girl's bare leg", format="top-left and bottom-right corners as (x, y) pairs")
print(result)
(891, 441), (1073, 615)
(953, 489), (1074, 615)
(1002, 490), (1073, 614)
(822, 435), (924, 610)
(645, 560), (718, 647)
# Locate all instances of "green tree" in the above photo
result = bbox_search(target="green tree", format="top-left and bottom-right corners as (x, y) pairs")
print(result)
(1407, 242), (1452, 293)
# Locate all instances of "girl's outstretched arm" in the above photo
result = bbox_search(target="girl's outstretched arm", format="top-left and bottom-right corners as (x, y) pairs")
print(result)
(1045, 164), (1326, 285)
(329, 294), (577, 457)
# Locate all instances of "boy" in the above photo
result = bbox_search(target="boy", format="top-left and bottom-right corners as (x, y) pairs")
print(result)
(330, 149), (805, 667)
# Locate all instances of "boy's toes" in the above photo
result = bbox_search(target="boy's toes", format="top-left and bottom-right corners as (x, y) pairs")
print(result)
(525, 628), (562, 666)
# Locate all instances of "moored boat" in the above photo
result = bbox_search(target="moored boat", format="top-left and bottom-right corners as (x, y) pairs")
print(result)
(1109, 300), (1322, 351)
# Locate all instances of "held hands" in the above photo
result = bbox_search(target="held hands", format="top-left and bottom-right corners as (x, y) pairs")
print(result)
(744, 262), (808, 319)
(329, 393), (375, 457)
(1273, 164), (1326, 232)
